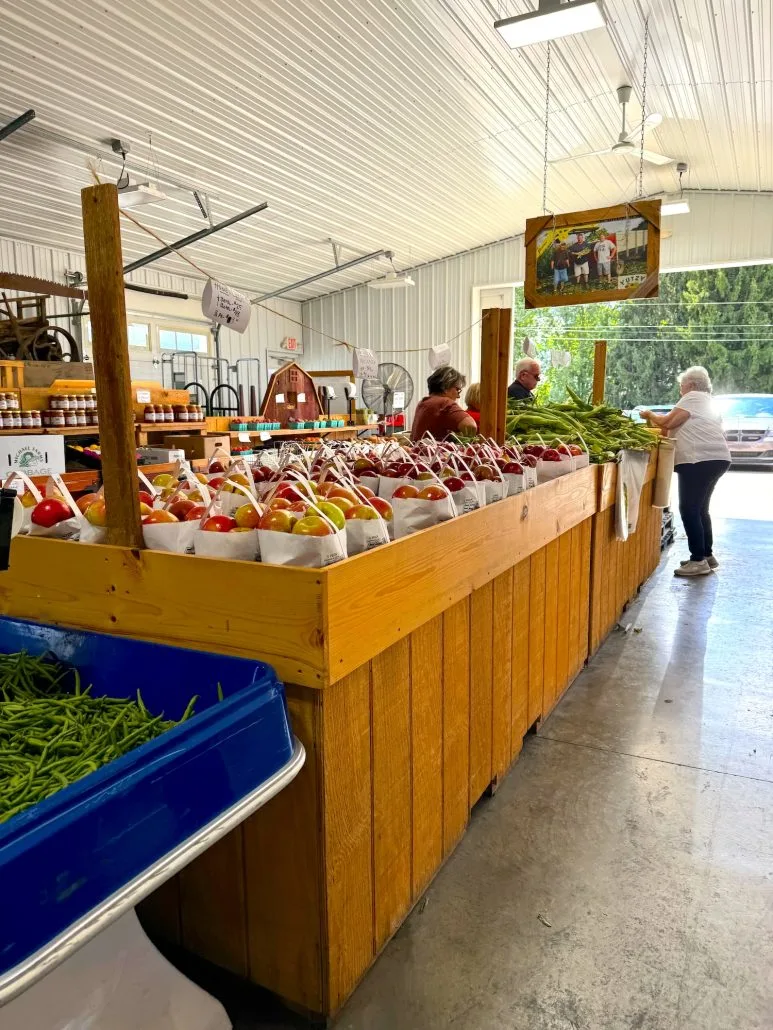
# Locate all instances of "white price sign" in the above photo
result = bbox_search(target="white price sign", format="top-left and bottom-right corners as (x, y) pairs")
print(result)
(259, 431), (271, 441)
(136, 389), (151, 404)
(238, 432), (251, 443)
(392, 391), (405, 409)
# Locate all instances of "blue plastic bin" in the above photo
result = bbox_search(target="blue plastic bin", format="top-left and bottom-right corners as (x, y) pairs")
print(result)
(0, 616), (294, 982)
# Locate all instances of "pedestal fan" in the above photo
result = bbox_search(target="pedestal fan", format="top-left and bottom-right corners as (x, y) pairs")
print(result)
(360, 363), (414, 436)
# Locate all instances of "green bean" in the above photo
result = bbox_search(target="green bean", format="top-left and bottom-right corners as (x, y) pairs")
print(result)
(0, 652), (222, 825)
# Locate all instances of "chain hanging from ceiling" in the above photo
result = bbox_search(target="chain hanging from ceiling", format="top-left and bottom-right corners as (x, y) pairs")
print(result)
(542, 40), (551, 215)
(637, 17), (650, 199)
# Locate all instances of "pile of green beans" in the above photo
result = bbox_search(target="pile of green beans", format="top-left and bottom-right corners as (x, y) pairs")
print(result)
(0, 651), (199, 825)
(506, 387), (659, 463)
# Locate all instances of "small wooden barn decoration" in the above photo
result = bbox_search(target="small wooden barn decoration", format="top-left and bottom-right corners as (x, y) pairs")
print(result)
(259, 360), (323, 425)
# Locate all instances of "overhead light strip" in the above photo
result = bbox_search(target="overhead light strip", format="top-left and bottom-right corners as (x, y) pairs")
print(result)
(495, 0), (605, 49)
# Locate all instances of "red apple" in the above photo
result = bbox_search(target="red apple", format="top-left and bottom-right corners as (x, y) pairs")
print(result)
(138, 490), (155, 508)
(459, 470), (475, 482)
(185, 504), (208, 521)
(31, 498), (71, 528)
(474, 464), (497, 481)
(418, 485), (447, 501)
(258, 509), (295, 533)
(269, 496), (293, 511)
(292, 515), (333, 537)
(502, 461), (524, 475)
(315, 481), (336, 497)
(356, 484), (375, 499)
(542, 448), (562, 462)
(202, 514), (237, 533)
(208, 476), (225, 491)
(522, 454), (538, 468)
(369, 497), (393, 521)
(442, 476), (465, 493)
(208, 460), (226, 474)
(168, 496), (196, 520)
(393, 484), (419, 499)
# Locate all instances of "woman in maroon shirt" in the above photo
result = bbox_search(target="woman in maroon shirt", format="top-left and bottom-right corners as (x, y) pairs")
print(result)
(411, 366), (477, 441)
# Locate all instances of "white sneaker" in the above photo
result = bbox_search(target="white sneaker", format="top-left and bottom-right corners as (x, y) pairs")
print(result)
(680, 556), (719, 570)
(674, 559), (712, 577)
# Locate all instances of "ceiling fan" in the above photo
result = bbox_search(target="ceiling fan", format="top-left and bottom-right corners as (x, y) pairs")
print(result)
(550, 85), (674, 167)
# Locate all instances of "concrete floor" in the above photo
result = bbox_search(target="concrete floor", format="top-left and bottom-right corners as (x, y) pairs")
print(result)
(219, 487), (773, 1030)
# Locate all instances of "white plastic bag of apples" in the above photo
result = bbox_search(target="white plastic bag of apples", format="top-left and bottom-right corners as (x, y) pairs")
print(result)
(258, 476), (348, 568)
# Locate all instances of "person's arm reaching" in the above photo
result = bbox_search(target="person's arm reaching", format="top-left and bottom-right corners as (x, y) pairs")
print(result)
(639, 407), (690, 430)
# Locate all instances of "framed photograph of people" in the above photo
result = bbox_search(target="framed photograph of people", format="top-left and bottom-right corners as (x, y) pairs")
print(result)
(523, 200), (661, 309)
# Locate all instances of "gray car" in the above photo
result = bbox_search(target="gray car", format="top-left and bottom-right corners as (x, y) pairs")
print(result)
(713, 394), (773, 467)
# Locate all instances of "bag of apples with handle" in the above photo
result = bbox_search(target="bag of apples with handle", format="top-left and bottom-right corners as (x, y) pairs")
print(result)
(257, 473), (347, 567)
(3, 469), (43, 534)
(320, 458), (392, 554)
(211, 459), (259, 516)
(475, 444), (508, 504)
(142, 467), (210, 553)
(436, 452), (486, 515)
(392, 476), (456, 539)
(27, 473), (87, 540)
(192, 478), (264, 561)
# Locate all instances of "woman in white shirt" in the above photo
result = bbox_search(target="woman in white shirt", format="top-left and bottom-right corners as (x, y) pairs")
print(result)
(640, 366), (730, 578)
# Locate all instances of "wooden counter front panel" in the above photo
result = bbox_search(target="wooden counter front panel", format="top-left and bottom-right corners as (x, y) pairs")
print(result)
(589, 480), (662, 654)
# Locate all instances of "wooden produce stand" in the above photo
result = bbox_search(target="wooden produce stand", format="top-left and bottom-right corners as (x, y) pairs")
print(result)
(0, 184), (666, 1023)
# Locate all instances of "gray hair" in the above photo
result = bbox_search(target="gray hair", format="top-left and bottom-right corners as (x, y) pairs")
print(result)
(515, 357), (540, 378)
(427, 365), (466, 394)
(678, 365), (712, 393)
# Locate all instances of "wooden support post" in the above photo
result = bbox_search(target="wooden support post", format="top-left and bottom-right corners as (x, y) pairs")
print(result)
(479, 308), (512, 443)
(81, 184), (144, 548)
(592, 340), (607, 405)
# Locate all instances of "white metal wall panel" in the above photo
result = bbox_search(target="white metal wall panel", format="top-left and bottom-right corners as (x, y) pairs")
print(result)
(302, 192), (773, 416)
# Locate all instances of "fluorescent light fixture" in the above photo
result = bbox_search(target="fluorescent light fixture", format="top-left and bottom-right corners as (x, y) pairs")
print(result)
(367, 271), (415, 290)
(495, 0), (604, 49)
(661, 198), (690, 216)
(117, 182), (168, 210)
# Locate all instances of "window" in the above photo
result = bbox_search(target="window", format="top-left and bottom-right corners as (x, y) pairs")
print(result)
(85, 320), (150, 349)
(159, 327), (210, 354)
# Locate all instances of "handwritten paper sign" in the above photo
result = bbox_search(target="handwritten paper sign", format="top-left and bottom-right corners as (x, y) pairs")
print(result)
(352, 348), (379, 380)
(202, 279), (251, 334)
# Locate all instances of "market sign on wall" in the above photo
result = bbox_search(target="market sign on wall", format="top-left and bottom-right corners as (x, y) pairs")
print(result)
(524, 200), (661, 309)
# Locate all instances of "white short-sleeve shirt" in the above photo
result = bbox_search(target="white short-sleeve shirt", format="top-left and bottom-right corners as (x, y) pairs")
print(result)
(671, 391), (731, 465)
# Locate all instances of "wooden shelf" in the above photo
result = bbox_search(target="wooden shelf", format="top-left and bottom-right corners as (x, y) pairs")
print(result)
(228, 425), (375, 440)
(136, 422), (207, 432)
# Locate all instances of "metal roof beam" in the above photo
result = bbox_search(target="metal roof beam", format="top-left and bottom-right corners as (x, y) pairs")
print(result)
(255, 249), (393, 302)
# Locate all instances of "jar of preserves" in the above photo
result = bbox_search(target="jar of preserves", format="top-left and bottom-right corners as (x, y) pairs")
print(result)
(87, 409), (97, 425)
(76, 410), (87, 426)
(7, 393), (19, 410)
(31, 410), (42, 429)
(91, 409), (99, 426)
(75, 394), (86, 411)
(50, 409), (65, 428)
(11, 411), (22, 428)
(64, 409), (78, 427)
(86, 390), (96, 411)
(21, 411), (33, 429)
(144, 403), (156, 424)
(161, 404), (173, 422)
(0, 394), (7, 412)
(173, 404), (188, 422)
(1, 410), (12, 429)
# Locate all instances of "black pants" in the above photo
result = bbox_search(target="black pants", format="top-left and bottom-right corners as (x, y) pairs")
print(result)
(675, 460), (730, 561)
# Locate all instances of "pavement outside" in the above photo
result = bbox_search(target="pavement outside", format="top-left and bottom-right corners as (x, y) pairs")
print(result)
(207, 469), (773, 1030)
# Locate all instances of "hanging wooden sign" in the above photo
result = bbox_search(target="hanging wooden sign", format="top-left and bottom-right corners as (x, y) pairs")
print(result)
(524, 200), (661, 309)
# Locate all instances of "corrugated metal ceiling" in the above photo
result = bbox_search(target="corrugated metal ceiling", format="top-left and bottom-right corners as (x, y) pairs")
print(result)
(0, 0), (770, 300)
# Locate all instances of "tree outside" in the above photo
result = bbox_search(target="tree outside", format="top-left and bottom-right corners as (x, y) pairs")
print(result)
(511, 263), (773, 406)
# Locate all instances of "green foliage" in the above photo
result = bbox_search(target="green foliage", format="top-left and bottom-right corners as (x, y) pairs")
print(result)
(511, 264), (773, 406)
